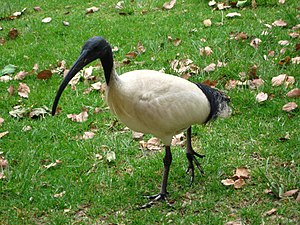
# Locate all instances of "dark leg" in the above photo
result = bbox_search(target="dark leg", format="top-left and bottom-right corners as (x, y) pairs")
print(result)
(186, 127), (205, 186)
(140, 146), (173, 209)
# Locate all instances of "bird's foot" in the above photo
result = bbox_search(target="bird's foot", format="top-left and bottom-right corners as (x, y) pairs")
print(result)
(140, 193), (173, 209)
(186, 151), (205, 186)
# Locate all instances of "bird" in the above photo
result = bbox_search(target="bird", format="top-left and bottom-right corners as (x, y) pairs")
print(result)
(52, 36), (232, 209)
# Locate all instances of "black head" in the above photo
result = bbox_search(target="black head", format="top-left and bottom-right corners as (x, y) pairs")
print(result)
(196, 83), (232, 122)
(51, 36), (113, 116)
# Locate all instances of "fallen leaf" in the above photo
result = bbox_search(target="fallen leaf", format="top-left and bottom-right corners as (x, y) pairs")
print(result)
(91, 81), (102, 90)
(203, 19), (212, 27)
(250, 38), (262, 49)
(226, 219), (243, 225)
(263, 208), (277, 216)
(208, 0), (216, 6)
(8, 28), (19, 39)
(173, 38), (181, 46)
(86, 6), (99, 14)
(0, 38), (5, 45)
(83, 66), (95, 80)
(0, 118), (4, 126)
(37, 70), (52, 80)
(221, 179), (235, 186)
(296, 192), (300, 202)
(18, 83), (30, 98)
(278, 56), (290, 66)
(0, 131), (9, 139)
(0, 64), (17, 76)
(282, 189), (299, 197)
(287, 88), (300, 98)
(203, 63), (216, 72)
(225, 80), (239, 90)
(272, 19), (287, 27)
(137, 41), (146, 53)
(235, 32), (248, 40)
(125, 51), (138, 59)
(62, 21), (70, 26)
(282, 102), (298, 112)
(81, 131), (95, 140)
(248, 65), (258, 80)
(0, 173), (5, 179)
(132, 131), (144, 140)
(226, 12), (241, 18)
(234, 178), (246, 189)
(252, 78), (265, 88)
(115, 1), (124, 9)
(199, 46), (213, 56)
(14, 71), (28, 80)
(106, 151), (116, 162)
(0, 157), (8, 168)
(22, 126), (32, 132)
(67, 110), (88, 122)
(41, 17), (52, 23)
(291, 56), (300, 64)
(202, 79), (217, 88)
(53, 191), (66, 198)
(33, 6), (42, 12)
(29, 106), (50, 118)
(7, 85), (15, 96)
(278, 0), (285, 4)
(171, 132), (185, 146)
(43, 159), (62, 169)
(271, 74), (286, 86)
(278, 40), (289, 46)
(233, 167), (250, 179)
(140, 137), (162, 151)
(256, 92), (268, 103)
(0, 75), (12, 82)
(163, 0), (176, 10)
(9, 106), (28, 118)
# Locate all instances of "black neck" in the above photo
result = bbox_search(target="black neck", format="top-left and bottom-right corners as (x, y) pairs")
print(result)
(100, 46), (114, 85)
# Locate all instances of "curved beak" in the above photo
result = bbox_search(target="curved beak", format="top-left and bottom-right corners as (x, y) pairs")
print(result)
(52, 50), (88, 116)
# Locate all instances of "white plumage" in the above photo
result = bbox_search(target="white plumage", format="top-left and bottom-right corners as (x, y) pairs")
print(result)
(107, 69), (210, 145)
(52, 36), (231, 208)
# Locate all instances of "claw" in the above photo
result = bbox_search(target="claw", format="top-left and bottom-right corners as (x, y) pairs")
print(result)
(186, 152), (205, 186)
(140, 193), (173, 209)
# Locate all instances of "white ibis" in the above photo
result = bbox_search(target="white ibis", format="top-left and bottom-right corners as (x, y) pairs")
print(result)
(52, 36), (231, 208)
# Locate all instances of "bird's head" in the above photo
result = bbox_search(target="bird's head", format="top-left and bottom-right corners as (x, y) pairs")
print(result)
(52, 36), (113, 116)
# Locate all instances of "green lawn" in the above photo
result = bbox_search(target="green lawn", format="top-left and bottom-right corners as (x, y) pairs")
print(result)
(0, 0), (299, 224)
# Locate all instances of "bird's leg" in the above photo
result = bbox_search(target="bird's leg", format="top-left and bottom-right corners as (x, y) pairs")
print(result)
(186, 127), (205, 186)
(140, 146), (173, 209)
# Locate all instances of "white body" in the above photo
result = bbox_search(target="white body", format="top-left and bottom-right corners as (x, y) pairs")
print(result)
(106, 70), (210, 145)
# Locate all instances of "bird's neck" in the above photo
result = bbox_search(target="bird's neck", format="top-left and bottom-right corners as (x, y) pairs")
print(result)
(100, 47), (115, 86)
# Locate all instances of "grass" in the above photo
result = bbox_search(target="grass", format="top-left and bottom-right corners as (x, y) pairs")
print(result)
(0, 0), (299, 224)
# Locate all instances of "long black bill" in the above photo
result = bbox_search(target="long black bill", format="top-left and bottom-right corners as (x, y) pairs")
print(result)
(52, 50), (88, 116)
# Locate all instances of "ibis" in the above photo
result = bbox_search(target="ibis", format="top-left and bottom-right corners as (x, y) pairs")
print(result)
(52, 36), (231, 208)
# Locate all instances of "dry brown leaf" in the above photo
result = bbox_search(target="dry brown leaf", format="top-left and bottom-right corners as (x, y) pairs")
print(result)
(296, 192), (300, 202)
(163, 0), (176, 10)
(0, 157), (8, 168)
(33, 6), (42, 12)
(7, 85), (14, 96)
(8, 28), (19, 39)
(250, 38), (262, 49)
(62, 21), (70, 26)
(278, 40), (289, 46)
(226, 12), (241, 18)
(132, 131), (144, 140)
(256, 92), (268, 103)
(291, 56), (300, 64)
(233, 167), (250, 179)
(0, 38), (5, 45)
(37, 70), (52, 80)
(140, 137), (162, 151)
(282, 102), (298, 112)
(271, 74), (286, 86)
(18, 82), (30, 98)
(226, 219), (242, 225)
(125, 51), (138, 59)
(67, 110), (88, 122)
(272, 19), (287, 27)
(203, 63), (216, 72)
(278, 0), (285, 4)
(234, 178), (246, 189)
(225, 80), (239, 90)
(41, 17), (52, 23)
(263, 208), (277, 216)
(202, 79), (217, 88)
(221, 179), (235, 186)
(199, 46), (213, 56)
(0, 172), (5, 179)
(203, 19), (212, 27)
(86, 6), (99, 14)
(171, 132), (185, 147)
(287, 88), (300, 98)
(252, 78), (265, 88)
(32, 63), (39, 72)
(248, 65), (258, 80)
(282, 189), (299, 197)
(0, 118), (4, 126)
(43, 160), (62, 169)
(14, 71), (28, 80)
(53, 191), (66, 198)
(235, 32), (248, 40)
(173, 38), (181, 46)
(137, 41), (146, 53)
(81, 131), (95, 140)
